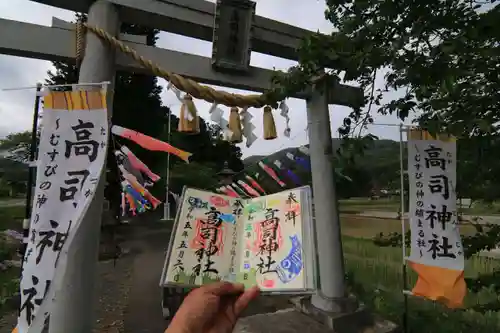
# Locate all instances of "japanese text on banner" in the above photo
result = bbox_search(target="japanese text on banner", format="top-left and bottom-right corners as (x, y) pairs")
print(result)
(407, 137), (464, 271)
(15, 91), (108, 333)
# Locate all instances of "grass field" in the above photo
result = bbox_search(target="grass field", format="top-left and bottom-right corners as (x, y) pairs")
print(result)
(340, 197), (400, 213)
(0, 205), (23, 314)
(0, 205), (24, 232)
(339, 197), (500, 216)
(343, 235), (500, 332)
(340, 214), (480, 239)
(340, 213), (500, 332)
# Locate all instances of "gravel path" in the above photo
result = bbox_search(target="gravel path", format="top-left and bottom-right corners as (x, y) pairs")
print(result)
(0, 256), (133, 333)
(0, 222), (158, 333)
(124, 250), (166, 333)
(92, 257), (134, 333)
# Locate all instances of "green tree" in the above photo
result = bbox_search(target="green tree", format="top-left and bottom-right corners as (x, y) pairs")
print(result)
(170, 162), (219, 193)
(0, 131), (33, 163)
(456, 136), (500, 202)
(271, 0), (500, 312)
(0, 131), (32, 150)
(275, 0), (499, 137)
(0, 132), (31, 197)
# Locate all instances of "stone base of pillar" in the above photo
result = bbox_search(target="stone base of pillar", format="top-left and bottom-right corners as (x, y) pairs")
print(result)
(290, 296), (399, 333)
(311, 294), (359, 313)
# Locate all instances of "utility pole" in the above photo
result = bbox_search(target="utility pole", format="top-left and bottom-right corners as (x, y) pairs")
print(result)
(49, 1), (119, 332)
(21, 83), (42, 260)
(306, 81), (349, 313)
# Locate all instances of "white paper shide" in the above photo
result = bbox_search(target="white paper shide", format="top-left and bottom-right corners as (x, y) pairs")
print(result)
(407, 138), (464, 271)
(17, 101), (108, 333)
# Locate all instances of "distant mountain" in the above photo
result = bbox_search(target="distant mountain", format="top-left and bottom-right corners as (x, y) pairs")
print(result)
(244, 146), (300, 166)
(244, 138), (399, 166)
(242, 138), (401, 196)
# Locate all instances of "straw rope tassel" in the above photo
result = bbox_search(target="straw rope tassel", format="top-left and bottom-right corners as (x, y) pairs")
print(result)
(228, 107), (243, 143)
(263, 106), (277, 140)
(178, 95), (200, 134)
(80, 22), (272, 108)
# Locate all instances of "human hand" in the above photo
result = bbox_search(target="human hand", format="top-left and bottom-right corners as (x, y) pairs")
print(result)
(165, 282), (260, 333)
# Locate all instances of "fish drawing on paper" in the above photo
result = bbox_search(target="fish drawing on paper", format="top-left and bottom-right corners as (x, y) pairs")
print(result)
(220, 213), (236, 224)
(276, 235), (303, 284)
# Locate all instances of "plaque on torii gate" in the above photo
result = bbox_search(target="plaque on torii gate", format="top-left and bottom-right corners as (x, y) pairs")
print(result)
(211, 0), (255, 73)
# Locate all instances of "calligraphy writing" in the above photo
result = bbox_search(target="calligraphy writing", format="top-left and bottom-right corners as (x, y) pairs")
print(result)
(173, 219), (191, 282)
(256, 208), (280, 275)
(413, 150), (425, 257)
(425, 204), (452, 230)
(59, 170), (90, 207)
(424, 145), (446, 171)
(65, 119), (99, 162)
(36, 220), (69, 265)
(232, 199), (244, 218)
(19, 275), (50, 325)
(428, 234), (456, 259)
(428, 175), (449, 200)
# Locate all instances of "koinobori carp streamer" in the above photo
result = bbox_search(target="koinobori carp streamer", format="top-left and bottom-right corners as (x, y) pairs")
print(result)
(286, 152), (311, 171)
(237, 180), (260, 197)
(224, 185), (240, 198)
(258, 161), (286, 187)
(274, 160), (301, 186)
(115, 150), (146, 184)
(120, 145), (161, 182)
(119, 165), (161, 209)
(245, 175), (266, 194)
(232, 183), (251, 197)
(111, 125), (192, 163)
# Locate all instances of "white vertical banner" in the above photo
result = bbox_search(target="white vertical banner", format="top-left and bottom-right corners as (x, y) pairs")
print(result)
(407, 132), (464, 271)
(15, 90), (108, 333)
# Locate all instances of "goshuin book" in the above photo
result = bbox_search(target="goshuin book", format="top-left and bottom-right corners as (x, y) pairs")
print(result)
(160, 186), (317, 294)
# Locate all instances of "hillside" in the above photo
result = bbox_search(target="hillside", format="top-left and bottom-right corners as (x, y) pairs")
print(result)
(242, 138), (401, 197)
(244, 138), (399, 168)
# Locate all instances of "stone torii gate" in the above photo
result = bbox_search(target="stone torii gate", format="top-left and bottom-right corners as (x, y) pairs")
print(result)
(1, 0), (367, 331)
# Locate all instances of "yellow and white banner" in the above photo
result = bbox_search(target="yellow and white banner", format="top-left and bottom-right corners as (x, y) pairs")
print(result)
(407, 129), (466, 308)
(14, 90), (108, 333)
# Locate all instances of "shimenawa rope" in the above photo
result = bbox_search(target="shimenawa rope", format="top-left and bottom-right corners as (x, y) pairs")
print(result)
(76, 21), (275, 108)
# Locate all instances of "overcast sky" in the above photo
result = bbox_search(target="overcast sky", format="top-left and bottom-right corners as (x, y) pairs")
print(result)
(0, 0), (411, 157)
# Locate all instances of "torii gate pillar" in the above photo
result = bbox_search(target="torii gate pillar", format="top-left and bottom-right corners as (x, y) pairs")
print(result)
(306, 82), (355, 314)
(49, 1), (119, 333)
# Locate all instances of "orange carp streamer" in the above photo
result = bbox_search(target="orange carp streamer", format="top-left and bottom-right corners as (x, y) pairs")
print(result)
(111, 125), (192, 163)
(125, 192), (137, 216)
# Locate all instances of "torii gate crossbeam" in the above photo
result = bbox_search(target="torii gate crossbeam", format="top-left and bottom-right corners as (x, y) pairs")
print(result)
(0, 18), (362, 107)
(30, 0), (347, 67)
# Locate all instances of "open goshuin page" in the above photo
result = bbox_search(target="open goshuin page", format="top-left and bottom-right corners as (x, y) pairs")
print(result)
(161, 186), (316, 294)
